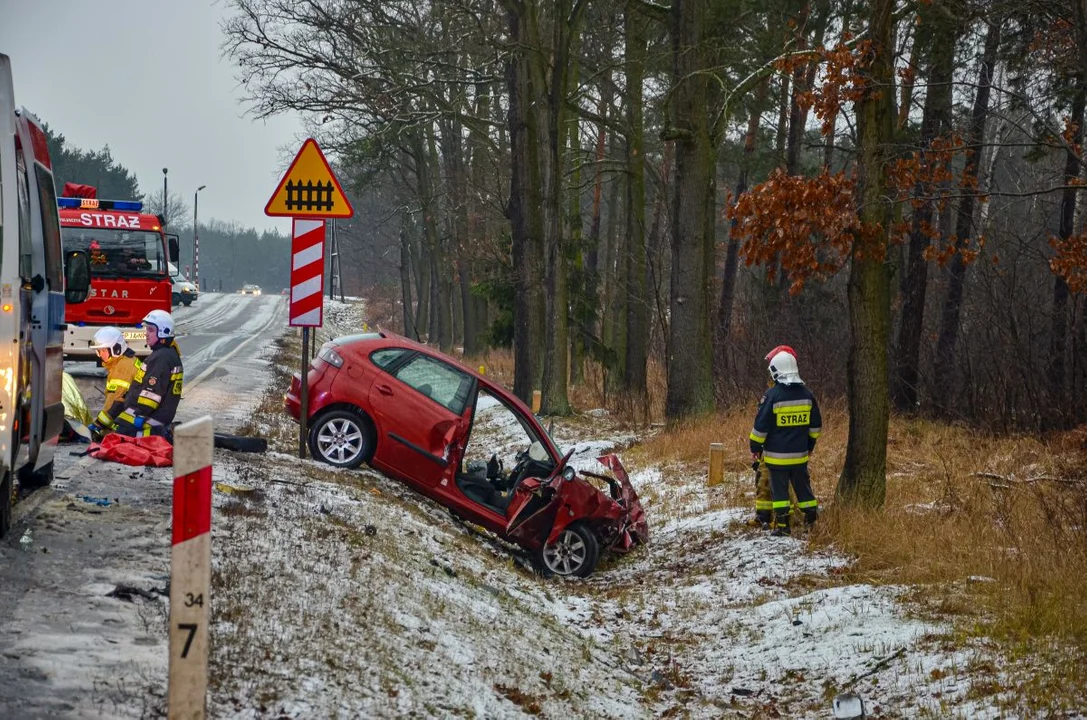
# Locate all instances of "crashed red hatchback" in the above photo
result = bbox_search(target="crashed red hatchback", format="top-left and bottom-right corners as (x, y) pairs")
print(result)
(284, 331), (648, 577)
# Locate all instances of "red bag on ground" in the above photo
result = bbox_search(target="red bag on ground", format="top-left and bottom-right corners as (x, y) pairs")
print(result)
(89, 433), (173, 467)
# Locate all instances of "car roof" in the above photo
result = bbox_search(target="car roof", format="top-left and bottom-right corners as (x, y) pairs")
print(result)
(334, 330), (527, 405)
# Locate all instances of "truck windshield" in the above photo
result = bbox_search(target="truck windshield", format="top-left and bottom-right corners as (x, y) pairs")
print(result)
(61, 227), (166, 278)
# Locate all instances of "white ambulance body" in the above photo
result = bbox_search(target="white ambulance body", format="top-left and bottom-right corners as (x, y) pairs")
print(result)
(0, 54), (91, 537)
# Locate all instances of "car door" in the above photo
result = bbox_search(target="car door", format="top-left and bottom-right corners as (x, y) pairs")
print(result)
(368, 352), (474, 490)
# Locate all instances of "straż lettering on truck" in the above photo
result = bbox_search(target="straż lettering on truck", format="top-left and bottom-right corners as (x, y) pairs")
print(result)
(56, 189), (181, 358)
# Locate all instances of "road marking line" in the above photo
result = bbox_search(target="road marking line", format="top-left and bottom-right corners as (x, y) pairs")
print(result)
(185, 299), (286, 393)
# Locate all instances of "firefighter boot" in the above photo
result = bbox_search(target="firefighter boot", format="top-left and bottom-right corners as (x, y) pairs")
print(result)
(771, 511), (791, 537)
(803, 508), (818, 528)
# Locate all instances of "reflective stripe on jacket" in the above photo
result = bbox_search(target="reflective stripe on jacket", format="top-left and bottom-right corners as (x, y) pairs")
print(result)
(100, 352), (142, 427)
(119, 340), (183, 428)
(749, 382), (822, 467)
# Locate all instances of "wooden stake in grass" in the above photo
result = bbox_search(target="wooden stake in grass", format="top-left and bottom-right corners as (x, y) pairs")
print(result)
(707, 443), (725, 486)
(169, 416), (214, 720)
(532, 389), (542, 414)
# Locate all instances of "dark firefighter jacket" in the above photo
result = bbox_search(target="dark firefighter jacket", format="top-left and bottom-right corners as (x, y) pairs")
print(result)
(97, 351), (142, 429)
(116, 340), (184, 430)
(749, 382), (822, 467)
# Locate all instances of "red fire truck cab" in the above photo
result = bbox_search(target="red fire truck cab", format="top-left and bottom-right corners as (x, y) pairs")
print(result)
(57, 191), (179, 358)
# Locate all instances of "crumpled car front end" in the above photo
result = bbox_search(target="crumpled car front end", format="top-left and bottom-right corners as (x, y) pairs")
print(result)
(576, 453), (648, 553)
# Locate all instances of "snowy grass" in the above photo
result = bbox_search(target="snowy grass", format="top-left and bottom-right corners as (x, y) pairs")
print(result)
(210, 296), (1087, 717)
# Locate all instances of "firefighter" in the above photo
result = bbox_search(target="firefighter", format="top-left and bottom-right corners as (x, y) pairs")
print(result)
(113, 310), (183, 441)
(86, 327), (142, 439)
(751, 345), (798, 528)
(749, 349), (822, 536)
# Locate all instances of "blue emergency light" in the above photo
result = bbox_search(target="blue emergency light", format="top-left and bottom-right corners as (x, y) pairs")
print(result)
(58, 197), (143, 212)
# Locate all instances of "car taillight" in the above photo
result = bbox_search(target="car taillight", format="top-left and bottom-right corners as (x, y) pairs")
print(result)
(317, 345), (344, 368)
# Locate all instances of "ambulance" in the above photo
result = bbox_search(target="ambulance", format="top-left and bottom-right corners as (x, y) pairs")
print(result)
(57, 186), (179, 358)
(0, 54), (92, 537)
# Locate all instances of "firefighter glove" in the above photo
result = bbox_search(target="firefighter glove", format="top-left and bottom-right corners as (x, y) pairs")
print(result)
(87, 423), (100, 435)
(132, 416), (146, 430)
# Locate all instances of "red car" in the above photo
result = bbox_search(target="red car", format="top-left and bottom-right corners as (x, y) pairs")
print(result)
(284, 331), (648, 577)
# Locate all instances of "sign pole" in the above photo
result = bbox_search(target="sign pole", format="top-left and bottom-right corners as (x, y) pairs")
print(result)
(265, 139), (353, 463)
(168, 416), (214, 720)
(300, 326), (309, 460)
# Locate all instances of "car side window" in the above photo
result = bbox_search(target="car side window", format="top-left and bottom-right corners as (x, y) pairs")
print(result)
(393, 355), (473, 414)
(370, 348), (408, 369)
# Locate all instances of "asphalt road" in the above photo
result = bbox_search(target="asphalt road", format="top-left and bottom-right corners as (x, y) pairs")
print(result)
(0, 291), (289, 718)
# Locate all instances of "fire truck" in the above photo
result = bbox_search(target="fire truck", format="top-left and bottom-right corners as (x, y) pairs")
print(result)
(0, 54), (93, 537)
(57, 188), (179, 358)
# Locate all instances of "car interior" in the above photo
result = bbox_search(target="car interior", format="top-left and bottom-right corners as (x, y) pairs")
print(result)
(456, 440), (555, 515)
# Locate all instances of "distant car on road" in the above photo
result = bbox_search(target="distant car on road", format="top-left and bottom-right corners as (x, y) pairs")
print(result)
(240, 284), (262, 296)
(284, 331), (648, 578)
(169, 263), (198, 306)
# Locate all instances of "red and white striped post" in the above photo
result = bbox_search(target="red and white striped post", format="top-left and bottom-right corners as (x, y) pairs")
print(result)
(289, 219), (326, 327)
(290, 219), (325, 459)
(168, 416), (214, 720)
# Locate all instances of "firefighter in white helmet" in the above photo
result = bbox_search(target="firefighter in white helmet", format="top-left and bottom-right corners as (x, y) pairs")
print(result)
(749, 349), (823, 536)
(86, 326), (142, 439)
(114, 310), (184, 440)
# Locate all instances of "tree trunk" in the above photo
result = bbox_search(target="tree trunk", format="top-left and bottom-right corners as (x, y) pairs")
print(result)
(716, 79), (768, 405)
(506, 2), (545, 403)
(836, 0), (896, 508)
(666, 0), (716, 420)
(891, 3), (958, 412)
(399, 226), (416, 339)
(623, 0), (649, 394)
(932, 21), (1001, 413)
(1045, 77), (1085, 430)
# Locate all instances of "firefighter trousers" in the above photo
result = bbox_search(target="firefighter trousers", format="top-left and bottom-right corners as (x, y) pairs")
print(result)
(755, 461), (799, 525)
(769, 465), (818, 530)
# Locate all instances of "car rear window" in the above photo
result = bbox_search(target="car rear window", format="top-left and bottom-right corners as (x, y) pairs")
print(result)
(370, 348), (408, 369)
(393, 354), (473, 414)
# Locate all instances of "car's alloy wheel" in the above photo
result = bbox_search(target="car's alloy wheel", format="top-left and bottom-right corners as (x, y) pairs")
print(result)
(539, 522), (599, 578)
(310, 410), (372, 469)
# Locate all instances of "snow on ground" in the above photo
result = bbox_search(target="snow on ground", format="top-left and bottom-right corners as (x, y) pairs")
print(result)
(28, 296), (1027, 717)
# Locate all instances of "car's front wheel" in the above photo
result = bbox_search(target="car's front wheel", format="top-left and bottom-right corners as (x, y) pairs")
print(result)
(537, 522), (599, 578)
(308, 410), (374, 469)
(182, 299), (193, 306)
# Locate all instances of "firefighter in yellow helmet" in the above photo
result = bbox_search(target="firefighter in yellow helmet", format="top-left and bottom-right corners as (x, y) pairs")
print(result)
(86, 327), (142, 440)
(749, 348), (822, 536)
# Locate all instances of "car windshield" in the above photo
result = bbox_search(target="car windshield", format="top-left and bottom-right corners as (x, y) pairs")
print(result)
(62, 227), (166, 278)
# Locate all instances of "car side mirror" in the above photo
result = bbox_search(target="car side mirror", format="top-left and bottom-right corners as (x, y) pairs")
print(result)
(562, 466), (576, 482)
(64, 250), (91, 304)
(166, 234), (180, 264)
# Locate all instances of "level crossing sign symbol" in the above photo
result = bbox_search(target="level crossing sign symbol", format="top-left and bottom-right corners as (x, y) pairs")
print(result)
(265, 138), (354, 219)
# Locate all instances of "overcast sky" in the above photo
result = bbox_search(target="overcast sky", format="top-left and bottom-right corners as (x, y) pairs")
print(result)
(1, 0), (302, 233)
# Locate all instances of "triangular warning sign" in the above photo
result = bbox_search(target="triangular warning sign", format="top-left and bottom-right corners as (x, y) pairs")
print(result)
(265, 138), (354, 218)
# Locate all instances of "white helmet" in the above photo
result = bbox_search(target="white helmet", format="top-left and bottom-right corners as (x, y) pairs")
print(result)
(768, 350), (803, 384)
(142, 309), (175, 338)
(91, 326), (128, 357)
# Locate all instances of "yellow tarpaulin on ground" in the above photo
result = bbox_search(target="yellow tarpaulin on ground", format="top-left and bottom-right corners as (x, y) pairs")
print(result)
(62, 372), (94, 441)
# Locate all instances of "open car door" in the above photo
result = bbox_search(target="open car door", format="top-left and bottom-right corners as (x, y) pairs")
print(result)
(504, 448), (574, 541)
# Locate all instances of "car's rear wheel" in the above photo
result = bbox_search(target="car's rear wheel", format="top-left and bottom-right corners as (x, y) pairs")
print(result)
(172, 292), (181, 304)
(308, 410), (374, 469)
(537, 522), (599, 578)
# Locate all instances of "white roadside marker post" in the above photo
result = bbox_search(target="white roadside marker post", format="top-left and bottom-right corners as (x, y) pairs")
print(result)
(168, 416), (214, 720)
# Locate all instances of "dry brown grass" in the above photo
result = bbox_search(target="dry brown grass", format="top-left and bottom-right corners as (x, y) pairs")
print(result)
(631, 404), (1087, 707)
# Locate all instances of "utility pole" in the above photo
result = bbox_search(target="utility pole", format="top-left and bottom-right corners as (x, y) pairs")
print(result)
(194, 185), (206, 289)
(328, 219), (343, 300)
(162, 168), (168, 227)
